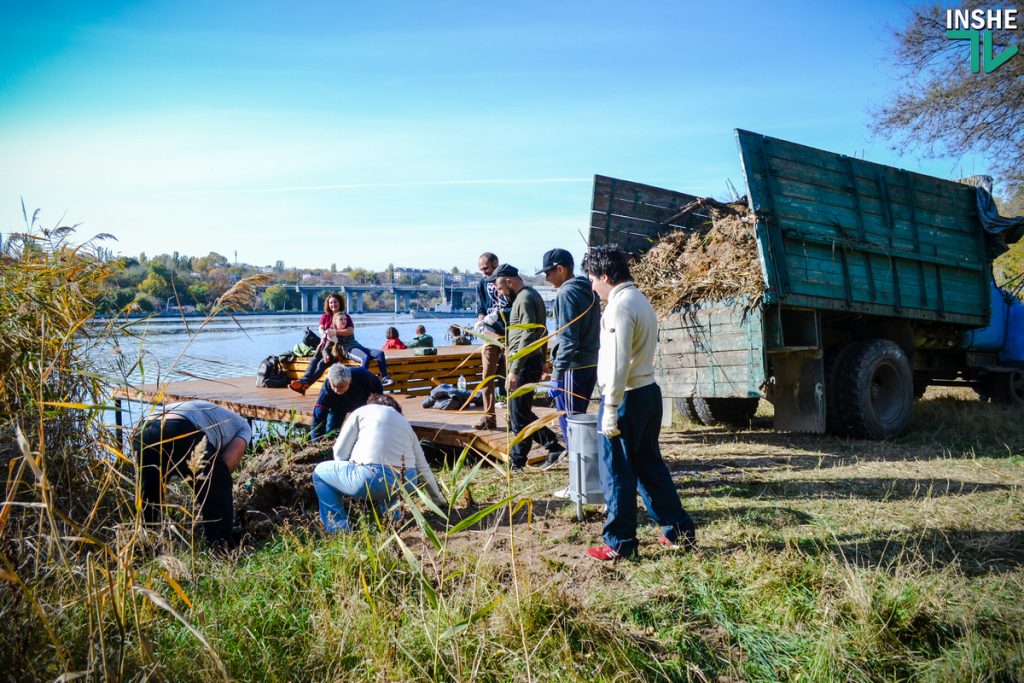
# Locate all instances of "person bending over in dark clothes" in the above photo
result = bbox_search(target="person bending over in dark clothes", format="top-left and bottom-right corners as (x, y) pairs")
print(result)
(133, 400), (251, 548)
(310, 364), (384, 440)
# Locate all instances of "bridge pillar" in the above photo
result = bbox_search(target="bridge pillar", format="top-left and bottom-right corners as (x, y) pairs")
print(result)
(452, 291), (463, 310)
(402, 293), (410, 313)
(346, 291), (356, 314)
(357, 292), (365, 314)
(299, 290), (309, 312)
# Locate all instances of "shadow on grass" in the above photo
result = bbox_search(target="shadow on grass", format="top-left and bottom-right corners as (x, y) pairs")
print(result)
(679, 477), (1015, 501)
(737, 528), (1024, 578)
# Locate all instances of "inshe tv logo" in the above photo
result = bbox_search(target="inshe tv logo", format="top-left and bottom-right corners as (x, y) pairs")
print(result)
(945, 7), (1020, 73)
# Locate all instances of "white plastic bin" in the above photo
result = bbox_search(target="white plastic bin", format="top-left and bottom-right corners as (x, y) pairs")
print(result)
(566, 413), (604, 520)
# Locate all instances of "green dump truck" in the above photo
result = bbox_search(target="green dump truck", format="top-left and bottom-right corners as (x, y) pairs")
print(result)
(589, 130), (1024, 438)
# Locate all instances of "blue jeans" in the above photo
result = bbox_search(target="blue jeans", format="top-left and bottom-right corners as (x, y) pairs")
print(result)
(344, 342), (389, 378)
(597, 382), (695, 557)
(312, 461), (417, 532)
(553, 366), (597, 440)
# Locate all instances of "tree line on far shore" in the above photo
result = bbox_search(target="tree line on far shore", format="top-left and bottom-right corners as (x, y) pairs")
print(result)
(91, 250), (475, 314)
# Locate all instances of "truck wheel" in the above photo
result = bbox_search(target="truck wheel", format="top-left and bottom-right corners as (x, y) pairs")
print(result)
(835, 339), (913, 439)
(824, 343), (857, 436)
(673, 397), (699, 423)
(692, 397), (758, 428)
(983, 370), (1024, 405)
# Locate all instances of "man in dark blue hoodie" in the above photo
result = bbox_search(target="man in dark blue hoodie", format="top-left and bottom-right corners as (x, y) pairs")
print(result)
(537, 248), (601, 470)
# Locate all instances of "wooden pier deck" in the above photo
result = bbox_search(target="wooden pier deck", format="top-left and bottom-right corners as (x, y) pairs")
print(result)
(113, 345), (558, 463)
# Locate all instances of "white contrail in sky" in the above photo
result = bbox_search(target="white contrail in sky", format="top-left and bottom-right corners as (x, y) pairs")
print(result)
(164, 177), (592, 195)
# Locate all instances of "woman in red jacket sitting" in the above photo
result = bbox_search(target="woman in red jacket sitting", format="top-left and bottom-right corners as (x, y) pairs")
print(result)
(382, 327), (407, 350)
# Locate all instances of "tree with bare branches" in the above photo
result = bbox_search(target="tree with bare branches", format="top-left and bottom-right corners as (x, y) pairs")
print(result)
(873, 2), (1023, 191)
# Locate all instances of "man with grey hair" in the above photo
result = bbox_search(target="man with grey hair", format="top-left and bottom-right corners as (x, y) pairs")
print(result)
(311, 364), (384, 440)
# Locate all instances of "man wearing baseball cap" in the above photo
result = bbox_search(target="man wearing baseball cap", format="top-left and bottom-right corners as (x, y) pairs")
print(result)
(489, 263), (564, 470)
(536, 248), (600, 471)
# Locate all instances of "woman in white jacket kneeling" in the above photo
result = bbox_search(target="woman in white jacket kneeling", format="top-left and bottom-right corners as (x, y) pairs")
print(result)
(312, 394), (447, 532)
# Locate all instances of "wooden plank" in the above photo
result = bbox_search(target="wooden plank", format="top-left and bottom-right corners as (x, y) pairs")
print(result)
(658, 333), (766, 359)
(764, 155), (978, 226)
(279, 346), (486, 396)
(772, 200), (982, 267)
(658, 302), (761, 329)
(591, 174), (700, 214)
(746, 130), (978, 210)
(113, 373), (560, 464)
(657, 366), (762, 398)
(782, 250), (985, 311)
(777, 292), (985, 326)
(592, 193), (708, 228)
(589, 175), (702, 255)
(658, 348), (762, 370)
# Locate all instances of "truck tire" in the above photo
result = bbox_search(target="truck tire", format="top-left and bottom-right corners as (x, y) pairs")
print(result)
(673, 397), (699, 423)
(692, 397), (758, 428)
(835, 339), (914, 439)
(824, 343), (857, 436)
(983, 370), (1024, 405)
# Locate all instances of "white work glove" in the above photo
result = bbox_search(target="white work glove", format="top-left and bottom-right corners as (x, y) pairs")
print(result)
(601, 406), (620, 438)
(482, 311), (499, 326)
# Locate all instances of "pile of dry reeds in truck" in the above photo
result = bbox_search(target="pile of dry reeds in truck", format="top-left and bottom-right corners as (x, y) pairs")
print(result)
(631, 197), (764, 317)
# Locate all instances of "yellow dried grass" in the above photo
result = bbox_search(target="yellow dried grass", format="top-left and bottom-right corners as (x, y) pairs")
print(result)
(632, 198), (764, 316)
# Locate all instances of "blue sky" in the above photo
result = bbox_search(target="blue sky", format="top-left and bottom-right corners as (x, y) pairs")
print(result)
(0, 1), (990, 273)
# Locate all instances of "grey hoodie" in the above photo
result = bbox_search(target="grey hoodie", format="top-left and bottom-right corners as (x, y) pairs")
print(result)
(551, 276), (600, 380)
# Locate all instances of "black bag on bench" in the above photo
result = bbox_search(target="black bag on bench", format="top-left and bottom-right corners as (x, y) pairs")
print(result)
(257, 355), (290, 388)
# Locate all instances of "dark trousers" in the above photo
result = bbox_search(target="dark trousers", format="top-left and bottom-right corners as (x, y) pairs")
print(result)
(597, 382), (695, 557)
(311, 385), (357, 441)
(300, 352), (332, 385)
(508, 356), (561, 468)
(345, 342), (388, 378)
(134, 418), (234, 547)
(553, 365), (597, 439)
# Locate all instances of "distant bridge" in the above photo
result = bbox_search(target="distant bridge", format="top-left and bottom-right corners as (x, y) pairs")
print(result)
(272, 284), (478, 314)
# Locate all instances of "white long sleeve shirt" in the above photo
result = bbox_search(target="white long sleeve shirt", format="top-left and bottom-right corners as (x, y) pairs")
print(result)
(332, 404), (445, 504)
(596, 282), (657, 405)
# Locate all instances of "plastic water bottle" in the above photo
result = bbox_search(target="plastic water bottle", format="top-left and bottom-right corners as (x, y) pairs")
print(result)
(457, 375), (467, 391)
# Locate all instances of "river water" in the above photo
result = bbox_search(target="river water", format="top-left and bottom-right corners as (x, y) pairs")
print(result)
(99, 313), (477, 385)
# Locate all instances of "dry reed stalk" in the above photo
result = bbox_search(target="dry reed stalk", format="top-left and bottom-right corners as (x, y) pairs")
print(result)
(632, 197), (764, 316)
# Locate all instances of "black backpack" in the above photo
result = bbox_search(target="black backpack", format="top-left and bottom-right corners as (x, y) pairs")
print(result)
(303, 327), (321, 348)
(257, 355), (290, 388)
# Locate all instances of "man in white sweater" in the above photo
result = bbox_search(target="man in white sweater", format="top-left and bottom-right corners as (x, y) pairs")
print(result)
(581, 245), (697, 561)
(312, 394), (446, 532)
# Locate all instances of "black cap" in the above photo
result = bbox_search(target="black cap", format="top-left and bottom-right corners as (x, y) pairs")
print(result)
(535, 248), (573, 275)
(486, 263), (519, 282)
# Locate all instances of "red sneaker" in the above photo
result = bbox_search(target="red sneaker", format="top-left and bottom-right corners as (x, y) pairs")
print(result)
(657, 537), (680, 549)
(289, 380), (308, 396)
(586, 545), (620, 561)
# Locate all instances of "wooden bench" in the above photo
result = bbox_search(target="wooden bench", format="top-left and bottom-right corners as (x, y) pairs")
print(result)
(280, 345), (485, 395)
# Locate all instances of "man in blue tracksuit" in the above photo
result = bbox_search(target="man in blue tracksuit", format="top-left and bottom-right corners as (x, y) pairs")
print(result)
(536, 248), (600, 470)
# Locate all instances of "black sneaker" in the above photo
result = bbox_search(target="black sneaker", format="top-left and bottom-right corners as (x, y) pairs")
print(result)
(541, 449), (566, 471)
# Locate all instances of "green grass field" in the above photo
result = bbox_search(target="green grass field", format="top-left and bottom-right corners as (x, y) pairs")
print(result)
(8, 389), (1020, 682)
(3, 226), (1022, 681)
